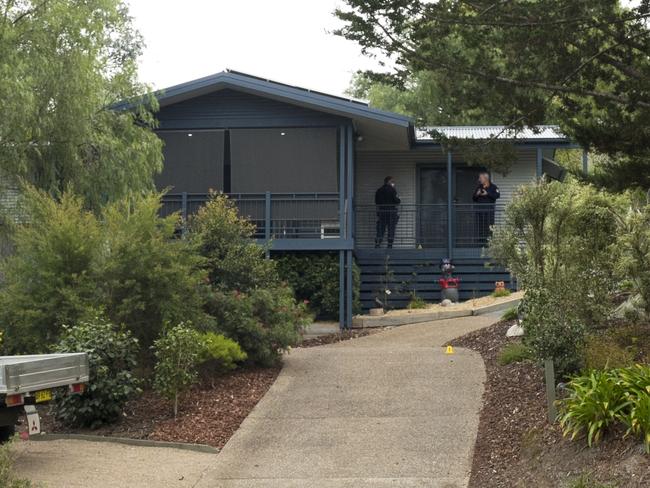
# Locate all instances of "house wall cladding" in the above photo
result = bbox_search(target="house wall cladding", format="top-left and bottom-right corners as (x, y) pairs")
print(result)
(354, 147), (536, 247)
(156, 89), (348, 130)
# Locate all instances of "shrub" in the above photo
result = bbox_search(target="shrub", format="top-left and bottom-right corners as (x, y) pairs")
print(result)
(497, 342), (533, 365)
(501, 306), (519, 322)
(0, 189), (206, 353)
(488, 179), (625, 326)
(52, 317), (141, 428)
(491, 288), (511, 298)
(199, 332), (247, 372)
(522, 286), (587, 376)
(189, 193), (277, 292)
(153, 323), (204, 418)
(206, 286), (310, 367)
(407, 294), (427, 310)
(559, 365), (650, 451)
(0, 439), (32, 488)
(612, 202), (650, 318)
(275, 252), (361, 318)
(559, 369), (626, 447)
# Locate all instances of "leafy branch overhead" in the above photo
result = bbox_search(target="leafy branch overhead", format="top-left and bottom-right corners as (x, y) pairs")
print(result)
(337, 1), (650, 184)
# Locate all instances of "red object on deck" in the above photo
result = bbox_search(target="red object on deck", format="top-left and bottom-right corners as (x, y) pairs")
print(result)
(439, 277), (460, 289)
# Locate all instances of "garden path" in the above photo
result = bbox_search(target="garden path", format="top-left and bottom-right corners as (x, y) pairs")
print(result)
(196, 313), (498, 488)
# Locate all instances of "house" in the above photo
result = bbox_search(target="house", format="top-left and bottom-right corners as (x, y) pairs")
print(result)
(146, 70), (584, 328)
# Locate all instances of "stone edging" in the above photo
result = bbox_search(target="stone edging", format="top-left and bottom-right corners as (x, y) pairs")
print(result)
(352, 296), (521, 328)
(29, 433), (219, 454)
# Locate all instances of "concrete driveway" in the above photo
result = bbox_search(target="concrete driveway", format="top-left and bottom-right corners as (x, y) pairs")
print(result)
(13, 314), (495, 488)
(196, 314), (496, 488)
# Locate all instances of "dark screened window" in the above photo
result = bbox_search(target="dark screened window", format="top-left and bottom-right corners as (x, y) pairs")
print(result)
(229, 128), (337, 193)
(156, 130), (225, 193)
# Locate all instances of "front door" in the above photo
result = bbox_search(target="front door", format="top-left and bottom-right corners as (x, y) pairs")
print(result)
(418, 167), (448, 248)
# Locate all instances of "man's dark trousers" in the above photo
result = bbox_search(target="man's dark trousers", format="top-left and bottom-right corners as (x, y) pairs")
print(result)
(375, 209), (399, 248)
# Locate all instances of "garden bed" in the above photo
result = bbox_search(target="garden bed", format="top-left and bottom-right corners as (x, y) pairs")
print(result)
(451, 320), (649, 488)
(36, 367), (280, 450)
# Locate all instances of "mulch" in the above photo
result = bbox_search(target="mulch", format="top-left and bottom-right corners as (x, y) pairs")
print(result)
(298, 327), (387, 348)
(450, 321), (649, 488)
(39, 367), (280, 450)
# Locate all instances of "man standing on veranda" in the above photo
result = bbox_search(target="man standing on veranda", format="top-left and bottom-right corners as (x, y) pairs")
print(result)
(375, 176), (401, 248)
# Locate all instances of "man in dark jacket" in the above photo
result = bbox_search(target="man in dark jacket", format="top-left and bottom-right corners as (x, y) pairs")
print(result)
(375, 176), (401, 248)
(472, 172), (500, 244)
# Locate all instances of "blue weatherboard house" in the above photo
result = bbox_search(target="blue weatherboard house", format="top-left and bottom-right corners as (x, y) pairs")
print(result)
(147, 70), (584, 328)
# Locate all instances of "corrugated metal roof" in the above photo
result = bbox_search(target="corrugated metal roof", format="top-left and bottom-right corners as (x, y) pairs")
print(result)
(416, 125), (567, 141)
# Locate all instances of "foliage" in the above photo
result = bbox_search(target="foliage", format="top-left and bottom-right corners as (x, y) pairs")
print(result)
(52, 317), (141, 428)
(0, 0), (162, 209)
(522, 286), (587, 376)
(497, 342), (533, 366)
(275, 252), (361, 318)
(568, 473), (614, 488)
(0, 189), (206, 353)
(559, 369), (628, 447)
(584, 335), (636, 370)
(501, 306), (519, 322)
(336, 1), (650, 188)
(205, 286), (311, 367)
(491, 288), (511, 298)
(199, 332), (247, 372)
(0, 439), (33, 488)
(407, 294), (427, 310)
(612, 202), (650, 317)
(153, 324), (204, 418)
(560, 365), (650, 451)
(488, 179), (625, 326)
(190, 195), (311, 366)
(190, 194), (277, 292)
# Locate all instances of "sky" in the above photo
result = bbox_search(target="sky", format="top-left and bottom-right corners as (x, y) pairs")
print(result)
(126, 0), (384, 98)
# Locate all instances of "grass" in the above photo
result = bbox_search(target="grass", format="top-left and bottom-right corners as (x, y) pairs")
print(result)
(501, 306), (518, 321)
(0, 439), (34, 488)
(492, 288), (512, 298)
(568, 472), (616, 488)
(497, 342), (533, 365)
(406, 295), (427, 309)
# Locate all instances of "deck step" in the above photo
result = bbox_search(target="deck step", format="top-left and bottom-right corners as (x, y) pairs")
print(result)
(355, 250), (514, 310)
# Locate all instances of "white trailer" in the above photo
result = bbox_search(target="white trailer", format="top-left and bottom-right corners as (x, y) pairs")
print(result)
(0, 353), (89, 441)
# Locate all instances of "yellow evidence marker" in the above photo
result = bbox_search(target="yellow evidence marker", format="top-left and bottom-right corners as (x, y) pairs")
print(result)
(445, 345), (454, 354)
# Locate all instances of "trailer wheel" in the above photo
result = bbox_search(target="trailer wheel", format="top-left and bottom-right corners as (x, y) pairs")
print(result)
(0, 425), (16, 443)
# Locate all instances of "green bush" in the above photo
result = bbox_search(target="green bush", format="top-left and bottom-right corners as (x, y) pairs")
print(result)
(497, 342), (533, 365)
(153, 323), (204, 418)
(522, 286), (586, 376)
(0, 189), (206, 353)
(0, 439), (32, 488)
(559, 369), (626, 447)
(52, 317), (141, 428)
(559, 364), (650, 451)
(501, 306), (519, 321)
(491, 288), (511, 298)
(275, 252), (361, 318)
(206, 286), (310, 367)
(488, 179), (625, 327)
(407, 294), (427, 310)
(199, 332), (247, 372)
(190, 195), (311, 366)
(189, 193), (278, 292)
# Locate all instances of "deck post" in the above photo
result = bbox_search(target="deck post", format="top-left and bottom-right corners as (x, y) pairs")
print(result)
(536, 147), (543, 179)
(338, 125), (346, 241)
(264, 191), (271, 258)
(181, 192), (188, 236)
(447, 151), (453, 258)
(346, 250), (353, 328)
(346, 125), (354, 241)
(339, 250), (345, 330)
(582, 149), (589, 175)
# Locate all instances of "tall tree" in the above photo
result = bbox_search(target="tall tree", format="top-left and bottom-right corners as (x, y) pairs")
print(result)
(0, 0), (162, 208)
(336, 1), (650, 188)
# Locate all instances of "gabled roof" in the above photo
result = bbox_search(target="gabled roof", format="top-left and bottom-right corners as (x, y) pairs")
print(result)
(416, 125), (569, 143)
(148, 69), (412, 129)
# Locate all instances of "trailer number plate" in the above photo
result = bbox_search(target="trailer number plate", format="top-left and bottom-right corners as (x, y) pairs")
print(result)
(35, 389), (52, 403)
